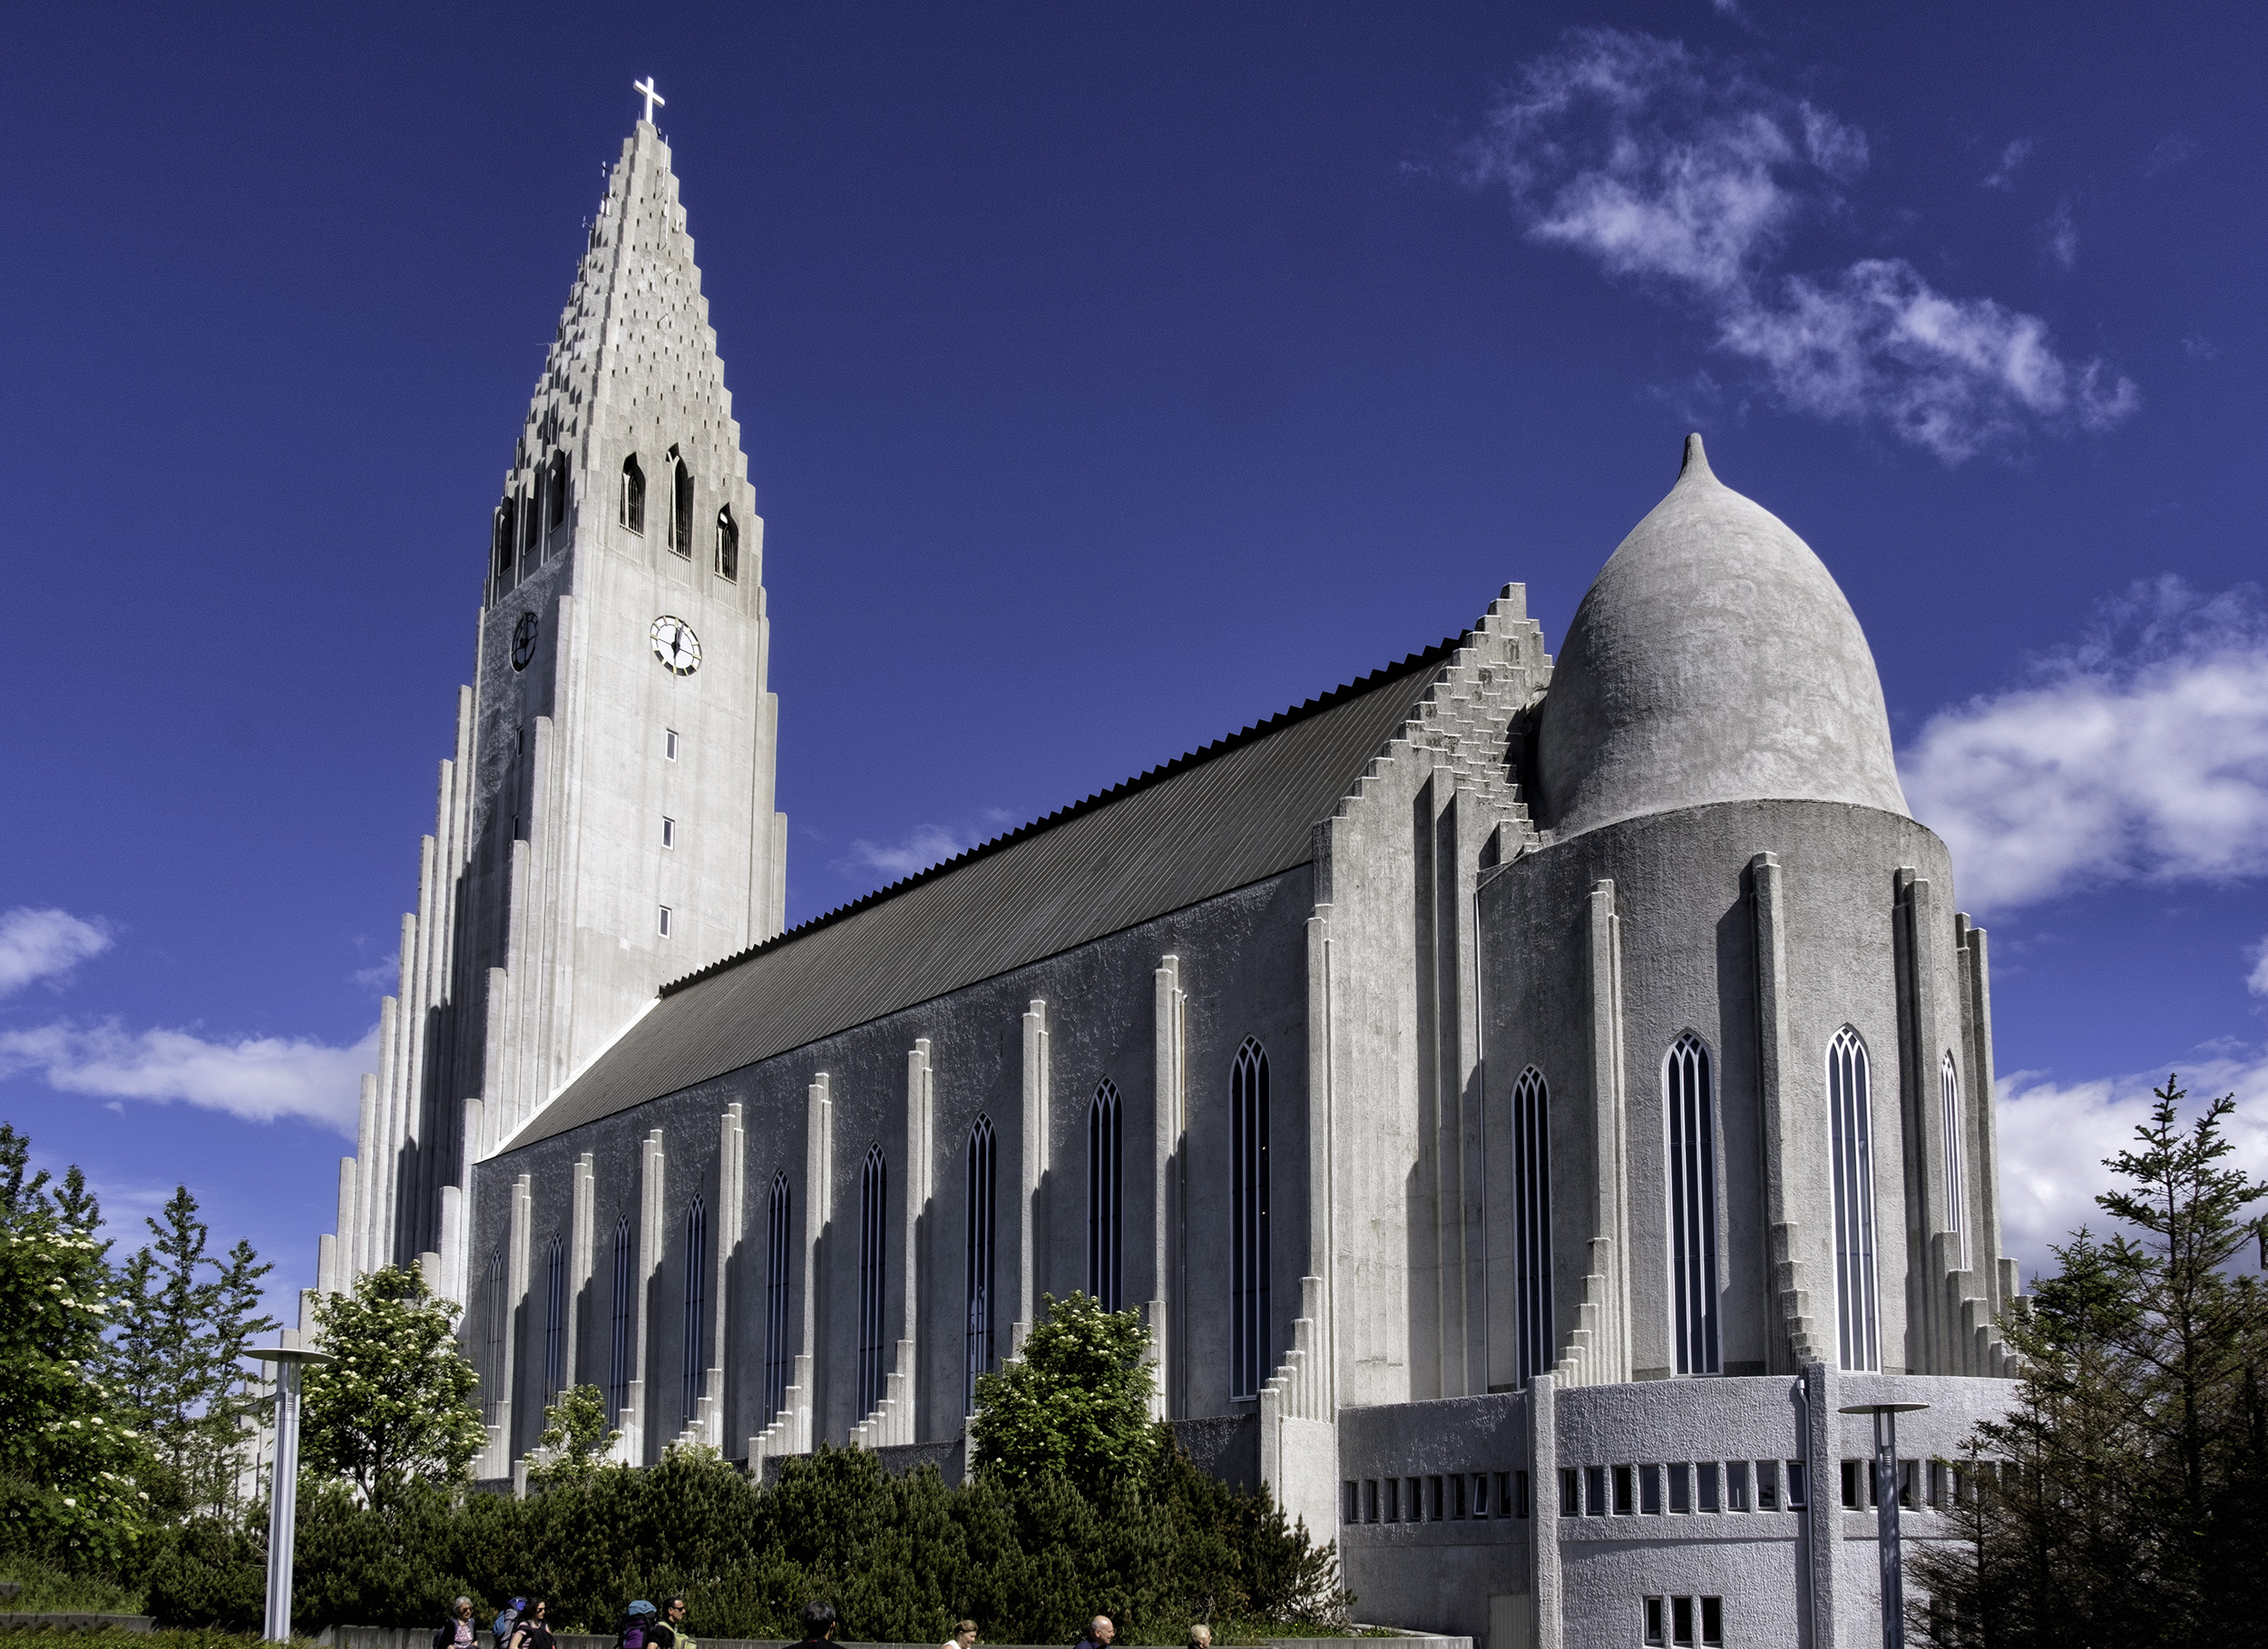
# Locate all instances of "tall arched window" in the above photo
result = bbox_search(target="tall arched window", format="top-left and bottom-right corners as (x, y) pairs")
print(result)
(715, 504), (738, 582)
(858, 1146), (888, 1417)
(1089, 1080), (1123, 1311)
(681, 1195), (707, 1422)
(608, 1216), (632, 1421)
(545, 451), (569, 539)
(543, 1235), (565, 1398)
(764, 1173), (792, 1420)
(484, 1250), (505, 1421)
(1941, 1052), (1968, 1272)
(1665, 1033), (1721, 1376)
(670, 458), (695, 556)
(1511, 1067), (1554, 1385)
(964, 1116), (997, 1414)
(621, 455), (645, 533)
(1829, 1028), (1881, 1371)
(1231, 1038), (1271, 1400)
(493, 501), (516, 585)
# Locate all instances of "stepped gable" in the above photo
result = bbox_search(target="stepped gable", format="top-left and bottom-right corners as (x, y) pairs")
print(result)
(501, 641), (1461, 1150)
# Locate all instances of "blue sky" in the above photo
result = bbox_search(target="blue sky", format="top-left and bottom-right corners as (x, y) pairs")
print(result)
(3, 1), (2263, 1318)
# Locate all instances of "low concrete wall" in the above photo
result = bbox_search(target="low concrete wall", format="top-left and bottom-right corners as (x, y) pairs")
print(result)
(319, 1633), (1430, 1649)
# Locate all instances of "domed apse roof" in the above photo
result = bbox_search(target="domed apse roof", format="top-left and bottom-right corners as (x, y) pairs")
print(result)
(1534, 434), (1909, 840)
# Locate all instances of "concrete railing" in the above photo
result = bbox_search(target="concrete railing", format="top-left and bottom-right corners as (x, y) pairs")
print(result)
(318, 1633), (1445, 1649)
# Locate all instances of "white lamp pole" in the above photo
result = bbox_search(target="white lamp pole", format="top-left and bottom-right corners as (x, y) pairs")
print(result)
(1841, 1401), (1929, 1649)
(250, 1348), (332, 1644)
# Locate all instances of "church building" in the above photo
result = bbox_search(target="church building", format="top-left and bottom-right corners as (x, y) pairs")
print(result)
(307, 104), (2026, 1649)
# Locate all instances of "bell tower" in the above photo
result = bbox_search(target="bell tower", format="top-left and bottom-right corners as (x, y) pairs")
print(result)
(308, 100), (787, 1315)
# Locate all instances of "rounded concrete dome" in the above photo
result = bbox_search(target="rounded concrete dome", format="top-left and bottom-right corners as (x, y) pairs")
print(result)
(1535, 434), (1909, 838)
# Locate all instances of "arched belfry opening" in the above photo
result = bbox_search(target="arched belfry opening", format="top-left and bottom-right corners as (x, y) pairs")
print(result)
(621, 455), (645, 532)
(1664, 1031), (1720, 1376)
(670, 456), (695, 556)
(715, 503), (738, 581)
(545, 451), (569, 538)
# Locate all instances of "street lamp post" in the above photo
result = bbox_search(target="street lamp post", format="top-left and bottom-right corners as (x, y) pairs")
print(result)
(250, 1347), (332, 1644)
(1841, 1401), (1929, 1649)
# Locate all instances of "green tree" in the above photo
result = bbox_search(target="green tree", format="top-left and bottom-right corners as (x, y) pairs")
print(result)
(525, 1383), (620, 1491)
(0, 1121), (147, 1569)
(111, 1185), (278, 1521)
(970, 1292), (1159, 1495)
(1913, 1078), (2268, 1647)
(301, 1263), (486, 1509)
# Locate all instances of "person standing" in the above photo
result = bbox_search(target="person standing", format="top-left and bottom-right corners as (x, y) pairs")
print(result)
(799, 1603), (838, 1646)
(657, 1595), (693, 1649)
(435, 1598), (478, 1649)
(1075, 1615), (1117, 1649)
(943, 1621), (978, 1649)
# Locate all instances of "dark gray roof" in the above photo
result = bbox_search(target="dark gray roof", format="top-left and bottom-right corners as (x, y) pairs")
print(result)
(503, 641), (1455, 1150)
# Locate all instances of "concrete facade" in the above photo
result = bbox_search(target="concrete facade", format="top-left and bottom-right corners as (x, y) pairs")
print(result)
(309, 122), (2027, 1649)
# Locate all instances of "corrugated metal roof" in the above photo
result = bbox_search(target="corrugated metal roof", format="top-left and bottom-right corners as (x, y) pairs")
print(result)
(503, 641), (1455, 1150)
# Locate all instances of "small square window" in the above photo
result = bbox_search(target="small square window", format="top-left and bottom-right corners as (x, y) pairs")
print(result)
(1344, 1481), (1359, 1526)
(1452, 1474), (1467, 1519)
(1385, 1478), (1401, 1522)
(1900, 1459), (1919, 1508)
(1363, 1479), (1379, 1523)
(1430, 1475), (1445, 1521)
(1471, 1472), (1490, 1518)
(1668, 1462), (1691, 1513)
(1408, 1476), (1422, 1520)
(1613, 1464), (1633, 1515)
(665, 729), (679, 760)
(1756, 1459), (1780, 1511)
(1843, 1459), (1864, 1509)
(1727, 1459), (1751, 1511)
(1643, 1598), (1665, 1647)
(1698, 1461), (1720, 1512)
(1640, 1463), (1663, 1515)
(1513, 1469), (1530, 1518)
(1585, 1466), (1607, 1517)
(661, 815), (676, 848)
(658, 905), (672, 937)
(1787, 1459), (1808, 1508)
(1700, 1597), (1722, 1647)
(1559, 1468), (1579, 1517)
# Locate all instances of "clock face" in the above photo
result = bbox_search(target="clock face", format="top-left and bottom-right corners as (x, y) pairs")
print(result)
(511, 610), (539, 672)
(650, 615), (702, 676)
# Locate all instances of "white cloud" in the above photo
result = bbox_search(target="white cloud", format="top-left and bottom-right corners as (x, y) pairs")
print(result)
(1463, 30), (2137, 463)
(1901, 581), (2268, 911)
(0, 1020), (376, 1136)
(2044, 202), (2078, 270)
(0, 908), (113, 997)
(1996, 1051), (2268, 1283)
(845, 823), (979, 881)
(2249, 939), (2268, 999)
(1980, 138), (2034, 190)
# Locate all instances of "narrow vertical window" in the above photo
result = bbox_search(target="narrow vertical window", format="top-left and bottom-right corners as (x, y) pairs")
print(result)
(608, 1216), (631, 1421)
(1512, 1067), (1554, 1384)
(670, 459), (694, 555)
(664, 729), (679, 760)
(658, 905), (672, 938)
(1665, 1033), (1721, 1375)
(1231, 1037), (1271, 1399)
(661, 816), (675, 848)
(763, 1173), (792, 1420)
(715, 504), (738, 581)
(1941, 1052), (1968, 1272)
(621, 455), (645, 532)
(493, 502), (515, 586)
(543, 1235), (564, 1397)
(483, 1250), (505, 1421)
(964, 1115), (997, 1413)
(681, 1195), (707, 1424)
(1088, 1079), (1122, 1311)
(1829, 1027), (1881, 1371)
(546, 451), (568, 538)
(857, 1145), (888, 1416)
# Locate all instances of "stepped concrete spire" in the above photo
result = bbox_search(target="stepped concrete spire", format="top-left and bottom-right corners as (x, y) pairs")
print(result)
(1534, 433), (1910, 838)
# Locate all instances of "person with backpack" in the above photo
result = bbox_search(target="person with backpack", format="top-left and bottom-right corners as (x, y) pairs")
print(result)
(494, 1596), (527, 1649)
(657, 1595), (692, 1649)
(507, 1599), (554, 1649)
(621, 1601), (660, 1649)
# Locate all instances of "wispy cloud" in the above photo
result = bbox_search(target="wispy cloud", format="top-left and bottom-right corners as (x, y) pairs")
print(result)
(1996, 1050), (2268, 1283)
(2044, 202), (2078, 270)
(2139, 134), (2198, 178)
(1980, 138), (2034, 191)
(1462, 29), (2138, 463)
(0, 908), (113, 998)
(840, 809), (1016, 884)
(1901, 581), (2268, 912)
(2249, 939), (2268, 999)
(0, 1020), (376, 1136)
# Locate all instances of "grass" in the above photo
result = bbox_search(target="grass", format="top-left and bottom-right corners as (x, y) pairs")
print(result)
(0, 1559), (145, 1617)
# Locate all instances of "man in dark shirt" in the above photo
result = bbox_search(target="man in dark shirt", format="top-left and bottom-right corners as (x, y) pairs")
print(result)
(1075, 1615), (1117, 1649)
(798, 1604), (838, 1646)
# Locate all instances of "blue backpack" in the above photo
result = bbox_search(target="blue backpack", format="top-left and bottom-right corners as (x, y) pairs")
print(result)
(494, 1603), (524, 1649)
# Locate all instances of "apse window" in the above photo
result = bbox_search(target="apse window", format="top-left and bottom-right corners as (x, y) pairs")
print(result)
(665, 729), (679, 760)
(658, 905), (672, 938)
(662, 816), (676, 848)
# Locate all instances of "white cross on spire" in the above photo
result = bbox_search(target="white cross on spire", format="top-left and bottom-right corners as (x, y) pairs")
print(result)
(634, 77), (665, 123)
